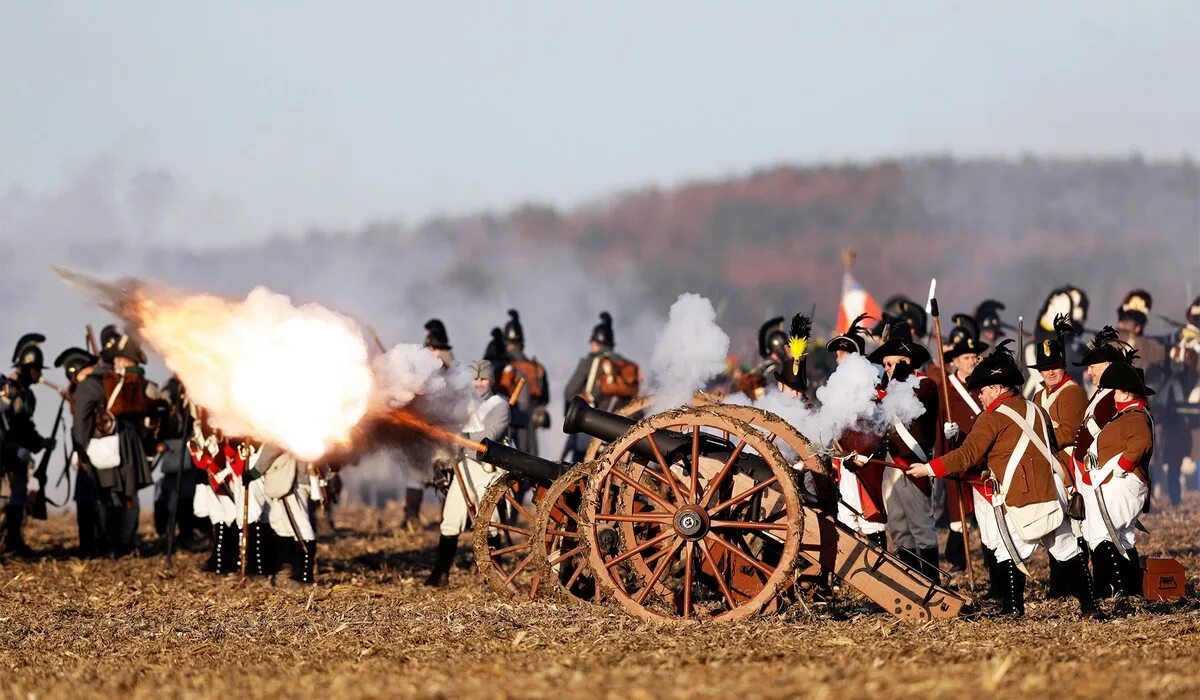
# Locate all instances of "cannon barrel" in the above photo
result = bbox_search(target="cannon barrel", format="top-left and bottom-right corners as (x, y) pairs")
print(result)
(563, 396), (731, 462)
(475, 438), (565, 484)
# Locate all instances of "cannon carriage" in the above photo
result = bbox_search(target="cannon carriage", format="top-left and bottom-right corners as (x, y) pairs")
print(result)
(467, 397), (973, 623)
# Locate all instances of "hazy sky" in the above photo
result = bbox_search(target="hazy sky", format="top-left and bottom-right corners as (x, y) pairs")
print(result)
(2, 1), (1198, 246)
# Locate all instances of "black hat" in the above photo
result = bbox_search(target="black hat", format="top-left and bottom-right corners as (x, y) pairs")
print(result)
(1118, 289), (1152, 329)
(758, 316), (787, 360)
(966, 340), (1024, 392)
(826, 313), (871, 355)
(100, 326), (147, 364)
(1074, 326), (1134, 367)
(974, 299), (1007, 338)
(1098, 362), (1155, 397)
(1028, 338), (1066, 371)
(504, 309), (525, 345)
(1188, 296), (1200, 326)
(875, 296), (928, 337)
(945, 335), (989, 362)
(483, 327), (506, 362)
(868, 321), (932, 366)
(773, 313), (811, 393)
(11, 333), (46, 369)
(54, 346), (98, 383)
(949, 313), (981, 342)
(423, 319), (451, 351)
(591, 311), (614, 348)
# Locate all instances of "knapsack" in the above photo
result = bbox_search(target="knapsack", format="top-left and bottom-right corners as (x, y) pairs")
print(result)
(597, 355), (640, 398)
(501, 359), (546, 400)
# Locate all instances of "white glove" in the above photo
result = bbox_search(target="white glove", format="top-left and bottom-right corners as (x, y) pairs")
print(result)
(26, 477), (40, 494)
(943, 422), (960, 440)
(840, 452), (869, 469)
(213, 466), (234, 485)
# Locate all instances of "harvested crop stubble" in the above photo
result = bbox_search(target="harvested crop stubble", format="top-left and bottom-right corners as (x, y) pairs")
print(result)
(3, 495), (1200, 700)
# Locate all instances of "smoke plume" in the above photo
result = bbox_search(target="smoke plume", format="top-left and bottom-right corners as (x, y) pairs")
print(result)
(647, 294), (730, 414)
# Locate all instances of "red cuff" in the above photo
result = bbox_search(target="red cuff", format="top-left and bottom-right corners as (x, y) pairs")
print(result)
(930, 457), (948, 478)
(1118, 454), (1138, 472)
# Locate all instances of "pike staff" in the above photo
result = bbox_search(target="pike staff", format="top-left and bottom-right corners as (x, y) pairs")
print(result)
(930, 298), (976, 589)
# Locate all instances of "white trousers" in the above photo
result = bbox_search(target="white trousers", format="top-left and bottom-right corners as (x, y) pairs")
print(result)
(837, 468), (886, 535)
(440, 458), (505, 537)
(1080, 472), (1148, 550)
(988, 506), (1080, 564)
(193, 483), (239, 526)
(264, 481), (315, 542)
(882, 467), (937, 550)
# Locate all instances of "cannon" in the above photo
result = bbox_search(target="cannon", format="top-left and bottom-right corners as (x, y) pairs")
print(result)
(470, 398), (974, 623)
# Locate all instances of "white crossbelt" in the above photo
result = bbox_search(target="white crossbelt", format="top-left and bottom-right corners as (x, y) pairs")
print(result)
(949, 373), (982, 415)
(995, 402), (1067, 504)
(892, 419), (929, 463)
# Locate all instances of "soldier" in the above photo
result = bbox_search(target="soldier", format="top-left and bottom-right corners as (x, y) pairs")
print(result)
(827, 316), (887, 548)
(425, 360), (511, 587)
(54, 347), (102, 556)
(907, 342), (1102, 618)
(974, 299), (1007, 346)
(71, 326), (153, 556)
(866, 321), (941, 579)
(188, 419), (241, 575)
(562, 312), (640, 462)
(496, 310), (550, 456)
(932, 328), (989, 573)
(423, 319), (455, 368)
(254, 444), (318, 585)
(1081, 362), (1155, 600)
(774, 314), (811, 399)
(1028, 336), (1090, 597)
(1069, 327), (1133, 497)
(1, 334), (57, 556)
(1167, 297), (1200, 499)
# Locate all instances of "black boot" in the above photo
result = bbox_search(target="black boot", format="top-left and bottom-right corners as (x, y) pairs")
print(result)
(1061, 553), (1105, 619)
(865, 531), (887, 550)
(944, 530), (967, 572)
(1092, 542), (1123, 598)
(1078, 537), (1090, 570)
(896, 547), (919, 570)
(1122, 546), (1143, 597)
(217, 522), (240, 574)
(247, 523), (273, 577)
(4, 505), (29, 556)
(997, 560), (1026, 618)
(1046, 554), (1073, 599)
(424, 535), (458, 587)
(291, 540), (316, 584)
(919, 547), (942, 584)
(982, 548), (1003, 599)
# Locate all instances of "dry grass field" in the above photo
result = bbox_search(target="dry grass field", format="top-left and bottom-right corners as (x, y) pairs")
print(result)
(3, 495), (1200, 700)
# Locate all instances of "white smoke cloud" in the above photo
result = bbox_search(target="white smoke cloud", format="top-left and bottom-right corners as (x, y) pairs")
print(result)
(648, 294), (730, 414)
(875, 374), (927, 432)
(371, 343), (451, 407)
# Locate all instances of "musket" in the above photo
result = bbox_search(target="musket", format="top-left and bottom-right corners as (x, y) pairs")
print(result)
(930, 298), (975, 589)
(27, 394), (68, 520)
(86, 325), (99, 355)
(238, 442), (253, 586)
(1017, 316), (1027, 380)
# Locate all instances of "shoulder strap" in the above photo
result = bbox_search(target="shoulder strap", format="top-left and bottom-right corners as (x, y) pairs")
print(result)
(892, 419), (929, 463)
(994, 402), (1061, 491)
(105, 375), (125, 411)
(949, 374), (982, 415)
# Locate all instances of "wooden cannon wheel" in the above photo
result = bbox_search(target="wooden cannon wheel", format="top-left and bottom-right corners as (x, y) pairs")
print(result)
(528, 461), (604, 604)
(696, 403), (831, 477)
(472, 479), (548, 599)
(583, 408), (803, 623)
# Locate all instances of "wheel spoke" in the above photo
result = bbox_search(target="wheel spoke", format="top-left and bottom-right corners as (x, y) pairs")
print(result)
(490, 522), (534, 537)
(708, 475), (779, 516)
(704, 532), (775, 578)
(645, 431), (691, 502)
(594, 512), (673, 524)
(554, 497), (581, 524)
(698, 538), (738, 610)
(489, 541), (533, 557)
(635, 538), (683, 605)
(502, 491), (536, 523)
(682, 541), (695, 619)
(502, 552), (533, 584)
(689, 427), (701, 501)
(549, 544), (586, 567)
(565, 561), (586, 590)
(604, 529), (674, 569)
(546, 528), (578, 540)
(698, 439), (748, 508)
(609, 467), (676, 513)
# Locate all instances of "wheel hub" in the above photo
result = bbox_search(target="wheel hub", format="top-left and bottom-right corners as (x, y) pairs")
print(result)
(673, 505), (710, 540)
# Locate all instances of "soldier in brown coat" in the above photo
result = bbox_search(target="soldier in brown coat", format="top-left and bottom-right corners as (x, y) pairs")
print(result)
(1029, 337), (1089, 597)
(908, 342), (1101, 618)
(1081, 362), (1154, 599)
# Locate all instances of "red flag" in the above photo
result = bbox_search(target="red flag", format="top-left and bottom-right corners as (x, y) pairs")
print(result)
(835, 267), (882, 335)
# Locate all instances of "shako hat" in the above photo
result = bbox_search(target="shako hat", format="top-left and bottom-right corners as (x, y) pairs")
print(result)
(773, 313), (811, 393)
(503, 309), (525, 345)
(591, 312), (615, 348)
(757, 316), (787, 360)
